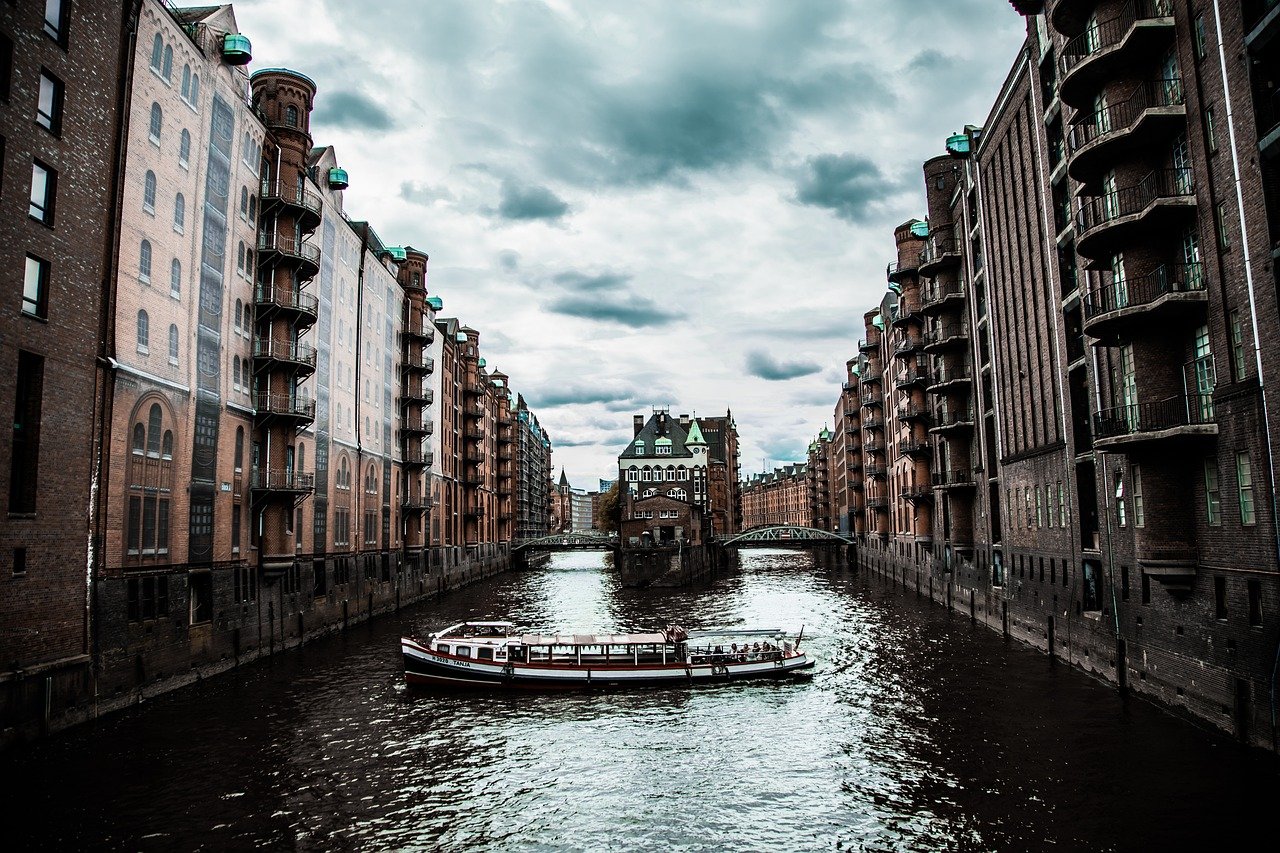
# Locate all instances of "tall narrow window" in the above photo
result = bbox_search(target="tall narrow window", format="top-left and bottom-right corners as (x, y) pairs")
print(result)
(190, 74), (200, 107)
(162, 45), (173, 82)
(1192, 324), (1215, 421)
(1182, 227), (1203, 289)
(1109, 253), (1127, 309)
(1132, 465), (1145, 528)
(168, 324), (179, 365)
(1237, 452), (1256, 526)
(149, 102), (162, 144)
(179, 129), (191, 168)
(173, 193), (185, 233)
(23, 255), (49, 319)
(29, 161), (55, 223)
(1230, 310), (1247, 381)
(1115, 469), (1126, 528)
(1205, 458), (1222, 526)
(150, 34), (164, 71)
(170, 259), (181, 298)
(234, 426), (244, 471)
(1205, 107), (1217, 154)
(1119, 344), (1138, 430)
(181, 65), (191, 101)
(143, 170), (156, 212)
(9, 352), (45, 513)
(137, 309), (149, 354)
(43, 0), (67, 44)
(138, 239), (152, 282)
(36, 71), (63, 135)
(1216, 201), (1230, 250)
(1193, 14), (1207, 60)
(285, 104), (298, 127)
(1248, 580), (1263, 627)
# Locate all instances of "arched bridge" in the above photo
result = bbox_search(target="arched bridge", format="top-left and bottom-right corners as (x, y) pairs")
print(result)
(512, 532), (620, 553)
(717, 525), (855, 548)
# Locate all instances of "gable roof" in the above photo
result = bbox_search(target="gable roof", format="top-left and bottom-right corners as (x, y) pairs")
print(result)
(619, 411), (693, 460)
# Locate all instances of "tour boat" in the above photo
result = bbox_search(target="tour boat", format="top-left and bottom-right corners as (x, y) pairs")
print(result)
(401, 621), (814, 689)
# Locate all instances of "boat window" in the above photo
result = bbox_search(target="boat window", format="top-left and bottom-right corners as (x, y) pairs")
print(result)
(456, 646), (472, 658)
(436, 644), (450, 654)
(477, 647), (494, 660)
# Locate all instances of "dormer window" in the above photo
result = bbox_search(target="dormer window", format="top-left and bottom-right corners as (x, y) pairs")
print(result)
(656, 445), (672, 455)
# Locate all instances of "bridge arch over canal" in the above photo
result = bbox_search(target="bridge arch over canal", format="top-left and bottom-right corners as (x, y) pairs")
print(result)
(718, 525), (855, 548)
(512, 532), (620, 553)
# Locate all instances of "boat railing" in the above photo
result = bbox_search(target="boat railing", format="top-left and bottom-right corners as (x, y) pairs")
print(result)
(686, 645), (787, 663)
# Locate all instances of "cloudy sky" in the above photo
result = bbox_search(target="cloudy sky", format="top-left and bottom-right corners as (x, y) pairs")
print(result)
(236, 0), (1026, 489)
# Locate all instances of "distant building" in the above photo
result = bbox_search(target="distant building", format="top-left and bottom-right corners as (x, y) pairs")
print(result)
(618, 408), (707, 545)
(741, 464), (810, 529)
(550, 468), (572, 533)
(570, 488), (594, 532)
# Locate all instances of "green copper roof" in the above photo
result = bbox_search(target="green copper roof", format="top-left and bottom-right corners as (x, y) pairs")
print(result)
(909, 221), (929, 238)
(385, 246), (407, 263)
(426, 295), (443, 311)
(819, 427), (831, 440)
(655, 436), (672, 446)
(685, 420), (706, 445)
(327, 167), (349, 190)
(872, 313), (885, 330)
(478, 357), (487, 368)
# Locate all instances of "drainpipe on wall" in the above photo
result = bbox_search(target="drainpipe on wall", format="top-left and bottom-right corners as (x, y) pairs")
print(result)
(1210, 0), (1280, 747)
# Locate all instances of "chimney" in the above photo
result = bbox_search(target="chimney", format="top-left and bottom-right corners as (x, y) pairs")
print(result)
(679, 414), (691, 429)
(634, 415), (644, 437)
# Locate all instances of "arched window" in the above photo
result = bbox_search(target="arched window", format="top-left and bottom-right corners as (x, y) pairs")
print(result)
(178, 129), (191, 167)
(162, 45), (173, 81)
(181, 64), (191, 100)
(138, 240), (152, 282)
(237, 241), (245, 272)
(233, 356), (241, 388)
(173, 193), (185, 232)
(132, 423), (145, 454)
(147, 403), (162, 456)
(298, 443), (305, 474)
(170, 258), (181, 297)
(168, 324), (179, 363)
(285, 104), (298, 127)
(240, 187), (248, 218)
(190, 74), (200, 106)
(161, 430), (173, 460)
(247, 195), (256, 223)
(150, 35), (163, 71)
(137, 309), (149, 351)
(643, 488), (656, 497)
(234, 298), (243, 331)
(149, 102), (162, 142)
(143, 170), (156, 211)
(235, 426), (245, 471)
(244, 249), (254, 274)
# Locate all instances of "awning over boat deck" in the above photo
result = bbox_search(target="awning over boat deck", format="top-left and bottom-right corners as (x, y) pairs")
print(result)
(518, 633), (668, 646)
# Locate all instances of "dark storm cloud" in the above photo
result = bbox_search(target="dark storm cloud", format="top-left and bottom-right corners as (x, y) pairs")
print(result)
(496, 179), (571, 221)
(794, 153), (897, 223)
(546, 293), (678, 328)
(532, 385), (641, 408)
(745, 349), (822, 382)
(312, 89), (394, 132)
(552, 271), (631, 292)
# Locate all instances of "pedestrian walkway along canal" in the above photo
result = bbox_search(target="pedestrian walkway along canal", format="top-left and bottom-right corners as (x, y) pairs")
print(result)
(3, 550), (1276, 850)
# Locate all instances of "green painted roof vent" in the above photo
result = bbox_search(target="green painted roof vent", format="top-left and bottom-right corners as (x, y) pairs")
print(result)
(873, 312), (885, 330)
(655, 436), (673, 446)
(478, 357), (487, 368)
(385, 246), (408, 263)
(909, 221), (929, 238)
(426, 295), (444, 311)
(456, 332), (468, 342)
(222, 33), (253, 66)
(327, 167), (349, 190)
(945, 132), (971, 158)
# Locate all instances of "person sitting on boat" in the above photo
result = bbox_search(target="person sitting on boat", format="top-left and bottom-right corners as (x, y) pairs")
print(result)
(714, 644), (724, 658)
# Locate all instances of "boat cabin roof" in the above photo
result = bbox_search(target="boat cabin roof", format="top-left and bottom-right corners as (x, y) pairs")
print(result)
(519, 632), (668, 647)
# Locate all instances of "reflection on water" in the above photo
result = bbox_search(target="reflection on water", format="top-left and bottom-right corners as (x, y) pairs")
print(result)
(2, 550), (1277, 851)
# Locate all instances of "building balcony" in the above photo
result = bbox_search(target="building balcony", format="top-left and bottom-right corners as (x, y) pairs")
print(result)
(893, 336), (926, 360)
(402, 495), (433, 513)
(895, 365), (931, 390)
(463, 381), (485, 397)
(464, 425), (484, 440)
(1094, 394), (1218, 450)
(401, 388), (434, 408)
(864, 439), (884, 455)
(400, 417), (434, 437)
(1058, 1), (1176, 109)
(927, 364), (972, 394)
(403, 322), (436, 345)
(499, 446), (514, 461)
(865, 463), (887, 481)
(1077, 169), (1197, 266)
(934, 469), (978, 490)
(891, 303), (921, 329)
(924, 324), (968, 352)
(897, 402), (931, 425)
(887, 259), (918, 284)
(254, 284), (318, 326)
(464, 505), (486, 518)
(849, 478), (864, 492)
(250, 467), (314, 494)
(1082, 262), (1207, 344)
(903, 484), (934, 503)
(864, 412), (885, 431)
(867, 495), (889, 509)
(843, 405), (860, 421)
(496, 429), (513, 445)
(253, 338), (317, 376)
(401, 352), (435, 375)
(259, 179), (323, 232)
(403, 447), (433, 468)
(254, 393), (315, 425)
(858, 337), (879, 353)
(1067, 79), (1186, 186)
(900, 437), (931, 459)
(861, 368), (883, 385)
(918, 237), (962, 277)
(920, 279), (965, 314)
(463, 402), (484, 421)
(257, 232), (321, 280)
(462, 473), (484, 486)
(930, 406), (976, 435)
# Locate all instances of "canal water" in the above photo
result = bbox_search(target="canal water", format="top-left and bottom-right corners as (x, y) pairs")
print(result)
(3, 550), (1277, 851)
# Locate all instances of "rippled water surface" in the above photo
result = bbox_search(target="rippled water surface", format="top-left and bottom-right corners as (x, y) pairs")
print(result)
(3, 551), (1277, 851)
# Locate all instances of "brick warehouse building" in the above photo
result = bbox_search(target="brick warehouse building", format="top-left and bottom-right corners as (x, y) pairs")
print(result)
(0, 1), (135, 732)
(741, 463), (811, 529)
(2, 1), (551, 743)
(799, 0), (1280, 750)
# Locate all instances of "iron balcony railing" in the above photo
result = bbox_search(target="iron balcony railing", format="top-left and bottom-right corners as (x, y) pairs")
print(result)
(866, 495), (889, 509)
(401, 417), (434, 435)
(1059, 0), (1175, 78)
(402, 352), (435, 373)
(250, 468), (315, 491)
(934, 406), (976, 429)
(402, 495), (434, 511)
(1083, 262), (1204, 319)
(858, 337), (879, 352)
(898, 402), (932, 422)
(257, 232), (321, 266)
(254, 284), (318, 317)
(254, 393), (315, 420)
(922, 279), (965, 308)
(918, 237), (960, 270)
(1068, 78), (1185, 152)
(401, 388), (435, 407)
(1093, 393), (1215, 439)
(935, 470), (976, 487)
(403, 447), (433, 466)
(894, 337), (926, 356)
(253, 338), (317, 369)
(926, 324), (968, 346)
(1078, 168), (1195, 234)
(931, 362), (973, 387)
(259, 179), (322, 219)
(900, 437), (931, 457)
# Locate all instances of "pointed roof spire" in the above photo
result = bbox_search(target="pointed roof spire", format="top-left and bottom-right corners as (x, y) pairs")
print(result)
(559, 468), (570, 488)
(685, 420), (706, 445)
